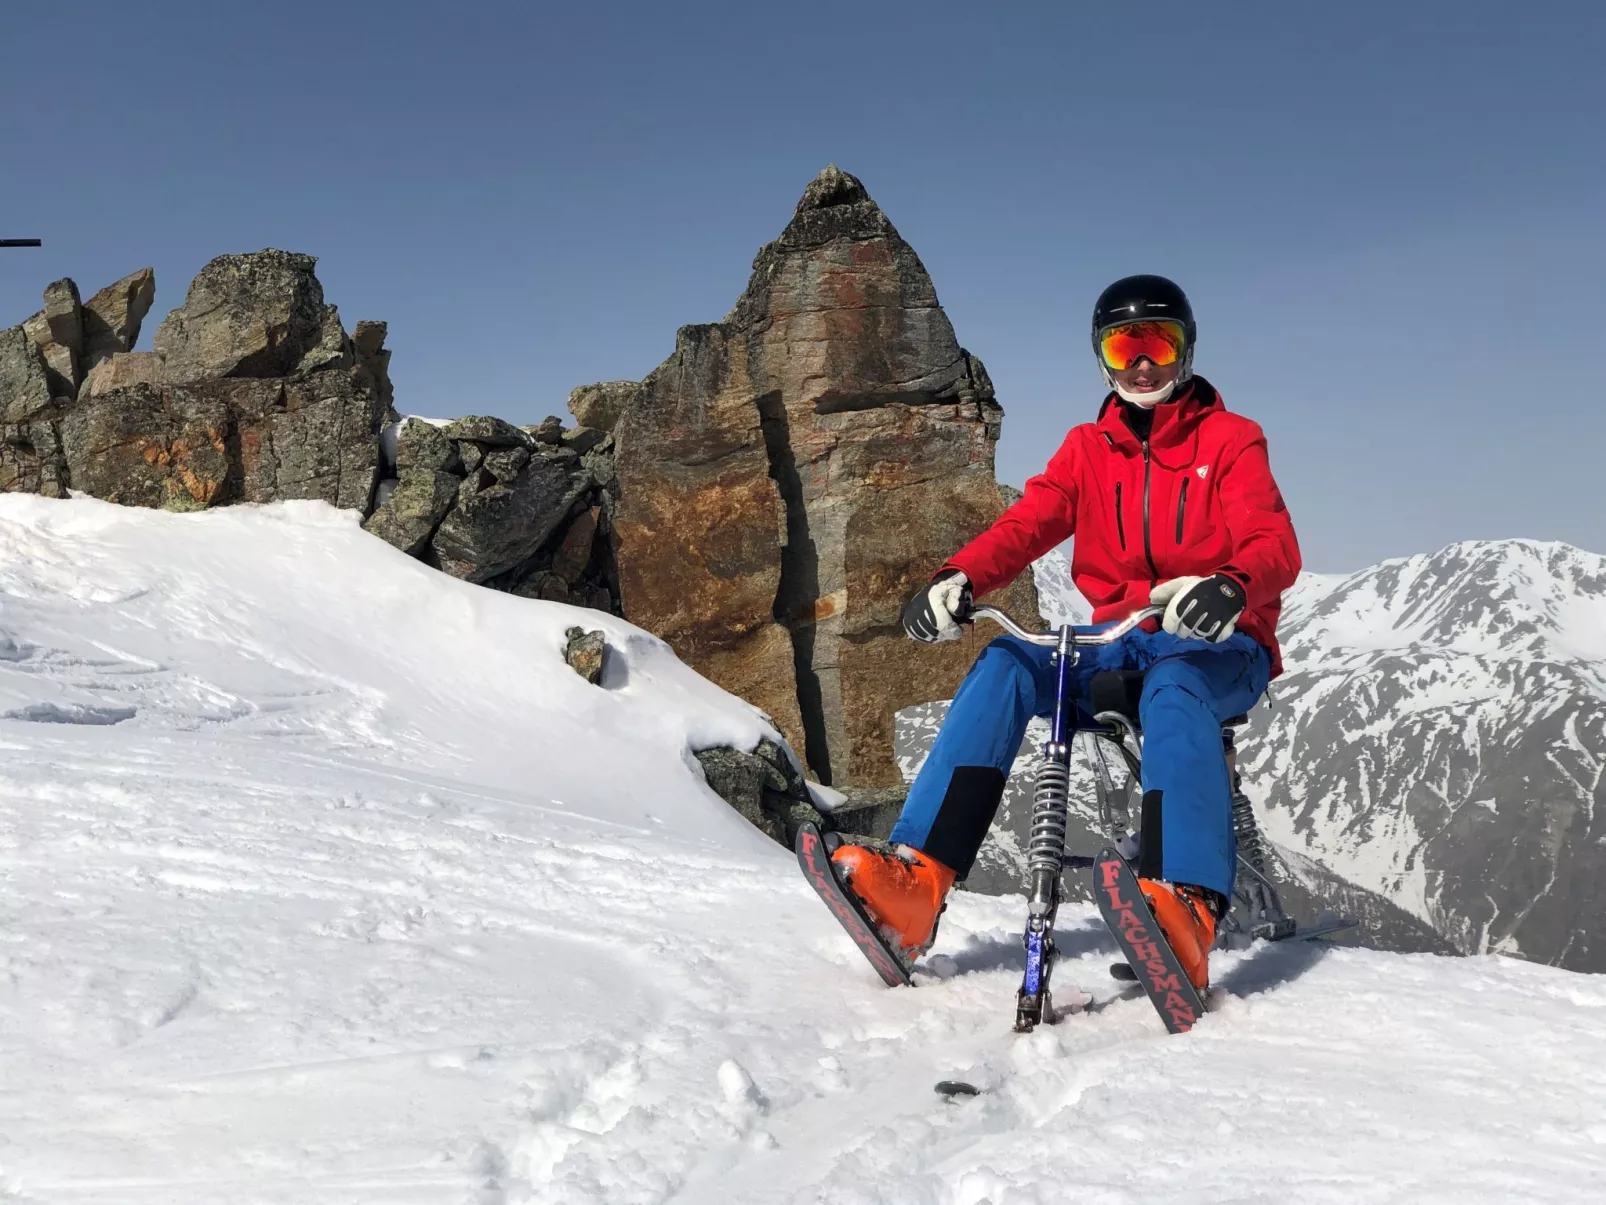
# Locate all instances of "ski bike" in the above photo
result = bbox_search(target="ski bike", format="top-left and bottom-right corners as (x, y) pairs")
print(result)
(796, 603), (1354, 1038)
(965, 603), (1355, 1034)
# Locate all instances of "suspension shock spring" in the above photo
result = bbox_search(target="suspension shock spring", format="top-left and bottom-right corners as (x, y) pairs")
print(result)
(1027, 755), (1072, 877)
(1231, 788), (1270, 873)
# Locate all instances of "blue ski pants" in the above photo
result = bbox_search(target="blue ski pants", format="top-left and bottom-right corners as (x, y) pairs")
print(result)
(888, 626), (1272, 900)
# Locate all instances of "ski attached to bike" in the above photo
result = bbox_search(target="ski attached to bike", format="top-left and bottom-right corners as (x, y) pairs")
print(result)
(795, 821), (913, 988)
(1092, 846), (1206, 1034)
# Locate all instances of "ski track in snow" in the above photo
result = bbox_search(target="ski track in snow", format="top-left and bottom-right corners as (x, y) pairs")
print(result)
(2, 499), (1604, 1204)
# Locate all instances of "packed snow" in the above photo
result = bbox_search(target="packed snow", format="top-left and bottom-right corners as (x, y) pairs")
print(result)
(3, 497), (1605, 1203)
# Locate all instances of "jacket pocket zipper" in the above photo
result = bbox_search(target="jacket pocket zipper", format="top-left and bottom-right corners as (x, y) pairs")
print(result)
(1175, 476), (1189, 544)
(1114, 482), (1127, 550)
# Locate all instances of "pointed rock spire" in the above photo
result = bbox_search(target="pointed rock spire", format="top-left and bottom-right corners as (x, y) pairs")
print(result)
(794, 164), (870, 212)
(614, 169), (1036, 787)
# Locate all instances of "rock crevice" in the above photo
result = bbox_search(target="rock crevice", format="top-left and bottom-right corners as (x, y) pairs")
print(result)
(758, 390), (833, 783)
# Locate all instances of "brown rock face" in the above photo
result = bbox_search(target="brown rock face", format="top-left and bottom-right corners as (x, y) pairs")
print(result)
(42, 280), (83, 357)
(153, 250), (342, 384)
(81, 351), (161, 398)
(0, 325), (68, 496)
(0, 326), (52, 425)
(81, 268), (156, 374)
(567, 381), (639, 433)
(59, 382), (232, 510)
(615, 166), (1038, 787)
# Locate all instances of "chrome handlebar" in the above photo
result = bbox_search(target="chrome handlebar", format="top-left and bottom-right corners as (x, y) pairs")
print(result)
(965, 604), (1163, 648)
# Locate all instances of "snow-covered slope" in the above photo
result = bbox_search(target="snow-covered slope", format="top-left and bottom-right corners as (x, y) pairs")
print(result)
(3, 499), (1605, 1202)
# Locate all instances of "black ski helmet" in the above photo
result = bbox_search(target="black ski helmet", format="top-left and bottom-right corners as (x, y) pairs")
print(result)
(1091, 274), (1196, 392)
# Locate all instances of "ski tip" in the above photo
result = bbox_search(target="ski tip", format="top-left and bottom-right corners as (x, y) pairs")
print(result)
(934, 1080), (981, 1098)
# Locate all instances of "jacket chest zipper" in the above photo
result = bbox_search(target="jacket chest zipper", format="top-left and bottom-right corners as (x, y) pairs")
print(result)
(1114, 481), (1127, 550)
(1176, 476), (1189, 544)
(1141, 442), (1159, 582)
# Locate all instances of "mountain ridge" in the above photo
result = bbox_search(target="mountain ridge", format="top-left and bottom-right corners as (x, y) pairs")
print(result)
(1016, 537), (1606, 971)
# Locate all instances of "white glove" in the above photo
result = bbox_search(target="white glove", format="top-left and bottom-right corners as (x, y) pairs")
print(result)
(1150, 573), (1247, 643)
(901, 570), (971, 643)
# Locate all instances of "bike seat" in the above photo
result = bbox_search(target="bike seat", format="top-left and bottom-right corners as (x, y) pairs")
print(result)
(1087, 670), (1251, 732)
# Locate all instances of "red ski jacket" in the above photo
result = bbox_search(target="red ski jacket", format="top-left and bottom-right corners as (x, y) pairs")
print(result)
(945, 378), (1301, 676)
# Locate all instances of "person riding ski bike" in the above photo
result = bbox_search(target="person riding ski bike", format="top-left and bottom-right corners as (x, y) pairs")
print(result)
(833, 274), (1301, 991)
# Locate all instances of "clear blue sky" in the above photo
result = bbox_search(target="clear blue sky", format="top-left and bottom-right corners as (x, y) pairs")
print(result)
(3, 0), (1602, 571)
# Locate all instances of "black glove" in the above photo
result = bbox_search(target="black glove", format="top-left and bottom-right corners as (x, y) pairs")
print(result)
(900, 569), (972, 643)
(1151, 573), (1246, 642)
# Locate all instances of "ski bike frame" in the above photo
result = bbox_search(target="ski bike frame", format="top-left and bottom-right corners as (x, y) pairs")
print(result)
(965, 604), (1159, 1031)
(963, 604), (1349, 1032)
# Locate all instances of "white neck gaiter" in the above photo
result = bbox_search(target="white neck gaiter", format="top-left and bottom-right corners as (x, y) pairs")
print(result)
(1112, 380), (1177, 407)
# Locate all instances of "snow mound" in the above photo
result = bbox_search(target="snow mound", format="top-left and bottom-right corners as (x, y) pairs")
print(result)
(2, 498), (1604, 1203)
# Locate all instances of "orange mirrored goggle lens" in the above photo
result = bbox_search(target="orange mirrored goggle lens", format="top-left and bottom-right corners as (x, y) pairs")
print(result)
(1098, 320), (1186, 371)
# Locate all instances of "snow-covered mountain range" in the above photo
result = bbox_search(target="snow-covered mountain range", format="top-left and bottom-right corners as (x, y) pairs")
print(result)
(2, 497), (1605, 1200)
(921, 540), (1606, 972)
(1244, 539), (1606, 972)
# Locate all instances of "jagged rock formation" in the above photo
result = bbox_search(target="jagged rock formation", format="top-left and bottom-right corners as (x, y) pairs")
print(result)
(1, 254), (390, 512)
(1, 254), (620, 613)
(693, 738), (908, 850)
(567, 381), (638, 434)
(363, 413), (618, 607)
(4, 170), (1041, 794)
(2, 268), (157, 497)
(612, 166), (1038, 787)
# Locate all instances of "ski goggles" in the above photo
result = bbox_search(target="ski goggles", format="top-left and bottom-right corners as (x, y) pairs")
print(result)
(1097, 320), (1187, 371)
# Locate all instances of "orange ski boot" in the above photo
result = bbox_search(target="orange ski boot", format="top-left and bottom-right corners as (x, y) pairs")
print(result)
(1136, 879), (1220, 991)
(829, 844), (957, 960)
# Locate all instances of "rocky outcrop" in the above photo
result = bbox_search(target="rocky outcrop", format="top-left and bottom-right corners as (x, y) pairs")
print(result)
(152, 251), (342, 383)
(614, 166), (1038, 787)
(1, 254), (392, 514)
(361, 413), (618, 606)
(38, 279), (83, 396)
(694, 738), (908, 852)
(351, 320), (393, 411)
(1, 266), (160, 498)
(12, 267), (159, 407)
(694, 739), (824, 847)
(1, 255), (619, 612)
(567, 380), (639, 434)
(5, 169), (1034, 791)
(81, 351), (161, 397)
(563, 627), (607, 685)
(80, 268), (156, 377)
(0, 324), (66, 497)
(432, 440), (582, 581)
